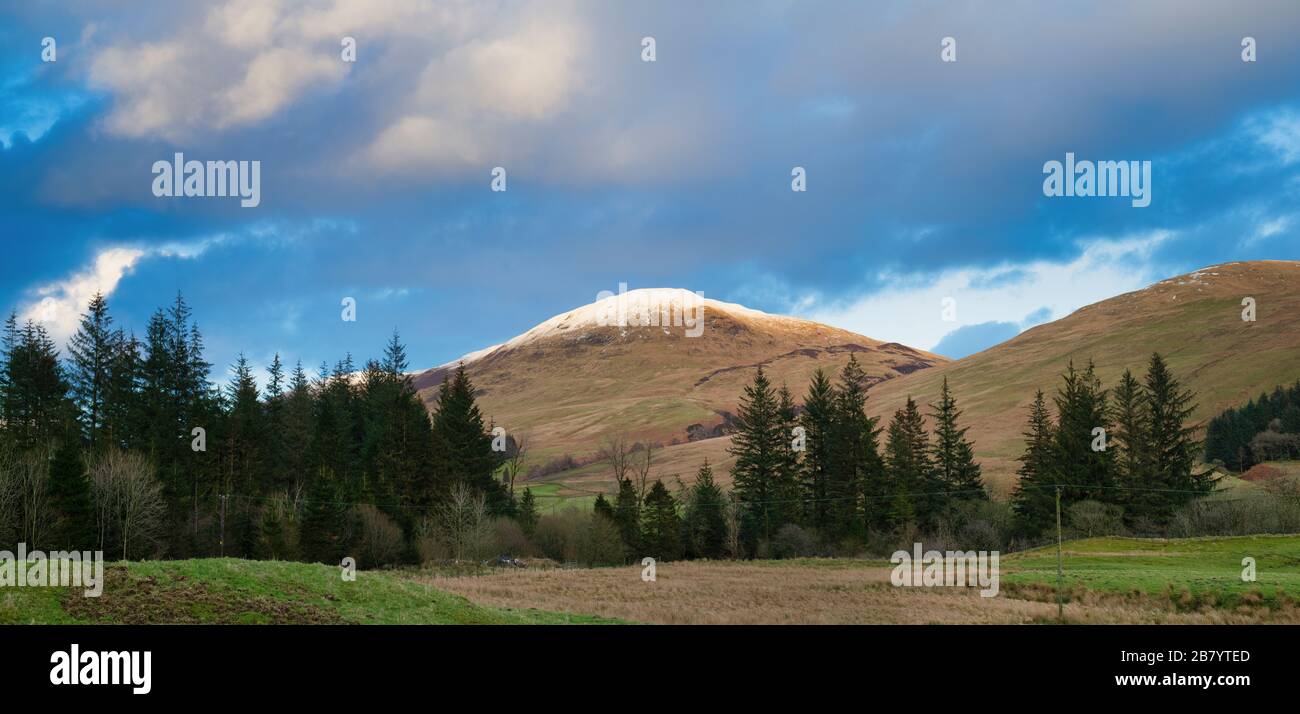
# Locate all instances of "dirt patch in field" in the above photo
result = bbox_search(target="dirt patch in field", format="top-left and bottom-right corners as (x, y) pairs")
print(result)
(62, 567), (348, 624)
(423, 560), (1300, 625)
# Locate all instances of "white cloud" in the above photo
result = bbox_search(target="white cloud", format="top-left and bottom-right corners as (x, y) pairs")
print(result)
(219, 47), (344, 127)
(20, 247), (146, 342)
(803, 232), (1176, 351)
(19, 240), (219, 344)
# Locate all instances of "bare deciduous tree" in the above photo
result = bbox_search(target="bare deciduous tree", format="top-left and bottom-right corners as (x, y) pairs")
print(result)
(503, 432), (528, 497)
(89, 450), (166, 559)
(724, 492), (744, 560)
(599, 436), (632, 487)
(13, 447), (51, 547)
(632, 443), (655, 502)
(437, 482), (490, 562)
(0, 446), (19, 544)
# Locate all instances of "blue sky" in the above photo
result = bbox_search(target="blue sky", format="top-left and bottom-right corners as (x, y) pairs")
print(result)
(1, 0), (1298, 381)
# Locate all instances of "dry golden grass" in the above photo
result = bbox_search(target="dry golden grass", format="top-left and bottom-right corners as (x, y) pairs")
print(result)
(420, 560), (1298, 624)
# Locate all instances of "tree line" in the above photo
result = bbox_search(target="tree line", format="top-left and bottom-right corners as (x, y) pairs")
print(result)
(1011, 354), (1212, 536)
(1204, 381), (1300, 471)
(584, 352), (1215, 561)
(0, 292), (513, 564)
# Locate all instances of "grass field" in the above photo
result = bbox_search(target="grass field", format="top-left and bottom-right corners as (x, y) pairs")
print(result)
(3, 534), (1297, 624)
(427, 534), (1300, 624)
(0, 558), (617, 625)
(1001, 535), (1300, 607)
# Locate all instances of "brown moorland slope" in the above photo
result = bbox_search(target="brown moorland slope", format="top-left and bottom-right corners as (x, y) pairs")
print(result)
(865, 260), (1300, 494)
(412, 289), (945, 485)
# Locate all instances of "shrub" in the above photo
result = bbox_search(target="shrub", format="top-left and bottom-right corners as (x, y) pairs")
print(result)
(357, 505), (405, 568)
(770, 524), (817, 559)
(1067, 500), (1126, 538)
(576, 512), (626, 566)
(490, 517), (531, 557)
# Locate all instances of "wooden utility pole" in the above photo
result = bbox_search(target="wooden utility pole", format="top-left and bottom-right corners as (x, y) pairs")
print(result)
(1055, 486), (1064, 622)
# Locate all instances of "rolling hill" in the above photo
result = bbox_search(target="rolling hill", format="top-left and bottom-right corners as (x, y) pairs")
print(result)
(865, 260), (1300, 494)
(411, 288), (945, 493)
(414, 261), (1300, 500)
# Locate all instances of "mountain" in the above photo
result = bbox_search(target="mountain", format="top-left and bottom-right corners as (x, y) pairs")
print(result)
(414, 262), (1300, 500)
(412, 288), (946, 485)
(865, 260), (1300, 494)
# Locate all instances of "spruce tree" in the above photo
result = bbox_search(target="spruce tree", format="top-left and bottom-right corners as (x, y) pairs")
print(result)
(593, 493), (615, 521)
(431, 365), (508, 514)
(613, 477), (641, 555)
(640, 480), (681, 560)
(68, 292), (119, 450)
(772, 384), (802, 528)
(299, 467), (354, 564)
(47, 435), (95, 550)
(929, 377), (986, 503)
(883, 397), (933, 528)
(1051, 361), (1114, 505)
(729, 367), (784, 545)
(798, 369), (835, 531)
(517, 487), (539, 537)
(103, 333), (142, 451)
(1011, 390), (1057, 538)
(1143, 352), (1209, 523)
(1109, 369), (1150, 517)
(827, 355), (884, 537)
(1, 321), (72, 450)
(223, 353), (265, 495)
(684, 460), (727, 559)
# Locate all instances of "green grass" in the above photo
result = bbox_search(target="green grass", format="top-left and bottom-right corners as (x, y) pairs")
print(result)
(1003, 534), (1300, 605)
(0, 558), (620, 625)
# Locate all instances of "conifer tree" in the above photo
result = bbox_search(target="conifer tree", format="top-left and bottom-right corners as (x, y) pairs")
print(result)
(929, 377), (985, 502)
(299, 467), (354, 564)
(103, 333), (142, 450)
(827, 355), (884, 537)
(613, 477), (641, 555)
(883, 397), (933, 527)
(517, 487), (539, 537)
(593, 493), (615, 521)
(683, 460), (727, 559)
(1011, 390), (1057, 537)
(798, 369), (835, 531)
(1109, 369), (1150, 516)
(772, 384), (802, 528)
(729, 367), (784, 545)
(1051, 361), (1113, 505)
(68, 292), (119, 450)
(223, 353), (264, 494)
(0, 320), (72, 450)
(431, 365), (508, 513)
(640, 480), (681, 560)
(47, 435), (95, 550)
(1143, 352), (1210, 522)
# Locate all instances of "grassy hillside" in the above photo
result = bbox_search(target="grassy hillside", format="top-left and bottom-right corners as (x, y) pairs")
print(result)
(413, 295), (946, 472)
(867, 261), (1300, 495)
(0, 559), (617, 625)
(506, 262), (1300, 500)
(1003, 534), (1300, 606)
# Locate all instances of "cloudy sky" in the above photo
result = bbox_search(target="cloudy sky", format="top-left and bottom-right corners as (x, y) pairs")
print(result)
(2, 0), (1298, 381)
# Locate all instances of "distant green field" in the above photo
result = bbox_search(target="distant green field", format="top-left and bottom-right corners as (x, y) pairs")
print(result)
(0, 558), (618, 625)
(1003, 535), (1300, 605)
